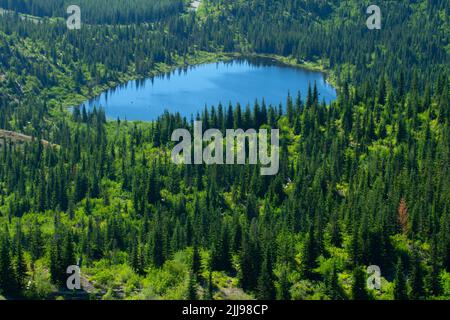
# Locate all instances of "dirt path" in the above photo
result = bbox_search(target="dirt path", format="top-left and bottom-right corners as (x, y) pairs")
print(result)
(0, 7), (42, 24)
(0, 129), (56, 147)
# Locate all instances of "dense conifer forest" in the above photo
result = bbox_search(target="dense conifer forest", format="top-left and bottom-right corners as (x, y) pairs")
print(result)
(0, 0), (185, 24)
(0, 0), (449, 300)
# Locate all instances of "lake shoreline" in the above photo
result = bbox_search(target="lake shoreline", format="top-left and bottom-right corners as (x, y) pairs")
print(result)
(58, 51), (336, 122)
(228, 53), (336, 87)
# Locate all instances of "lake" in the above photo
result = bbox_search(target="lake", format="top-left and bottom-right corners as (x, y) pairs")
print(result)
(82, 58), (337, 121)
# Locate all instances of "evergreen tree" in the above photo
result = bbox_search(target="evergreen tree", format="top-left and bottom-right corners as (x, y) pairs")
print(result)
(276, 266), (291, 300)
(186, 272), (198, 300)
(192, 244), (201, 277)
(394, 259), (408, 300)
(302, 224), (318, 279)
(325, 263), (343, 300)
(256, 249), (275, 300)
(0, 233), (17, 296)
(409, 248), (424, 299)
(352, 266), (369, 300)
(15, 241), (27, 293)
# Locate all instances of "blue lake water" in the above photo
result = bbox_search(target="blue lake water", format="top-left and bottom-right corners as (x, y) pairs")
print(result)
(82, 58), (337, 121)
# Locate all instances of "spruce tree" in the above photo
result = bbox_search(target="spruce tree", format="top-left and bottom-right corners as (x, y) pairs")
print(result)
(0, 233), (17, 296)
(302, 224), (318, 279)
(409, 249), (424, 300)
(186, 272), (198, 300)
(394, 259), (408, 300)
(352, 266), (369, 300)
(256, 249), (275, 300)
(325, 263), (343, 300)
(192, 244), (201, 277)
(276, 266), (291, 300)
(15, 242), (27, 293)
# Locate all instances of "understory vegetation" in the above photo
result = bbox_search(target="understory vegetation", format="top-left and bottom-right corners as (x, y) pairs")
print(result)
(0, 0), (449, 300)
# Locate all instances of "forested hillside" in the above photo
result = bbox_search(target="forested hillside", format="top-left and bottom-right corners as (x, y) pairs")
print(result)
(0, 0), (185, 24)
(0, 0), (449, 300)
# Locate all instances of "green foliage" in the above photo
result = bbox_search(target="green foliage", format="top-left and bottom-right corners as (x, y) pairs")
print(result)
(352, 267), (369, 300)
(394, 259), (408, 300)
(0, 0), (448, 301)
(0, 0), (184, 24)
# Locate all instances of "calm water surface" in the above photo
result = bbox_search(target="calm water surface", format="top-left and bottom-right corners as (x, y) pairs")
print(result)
(82, 58), (337, 121)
